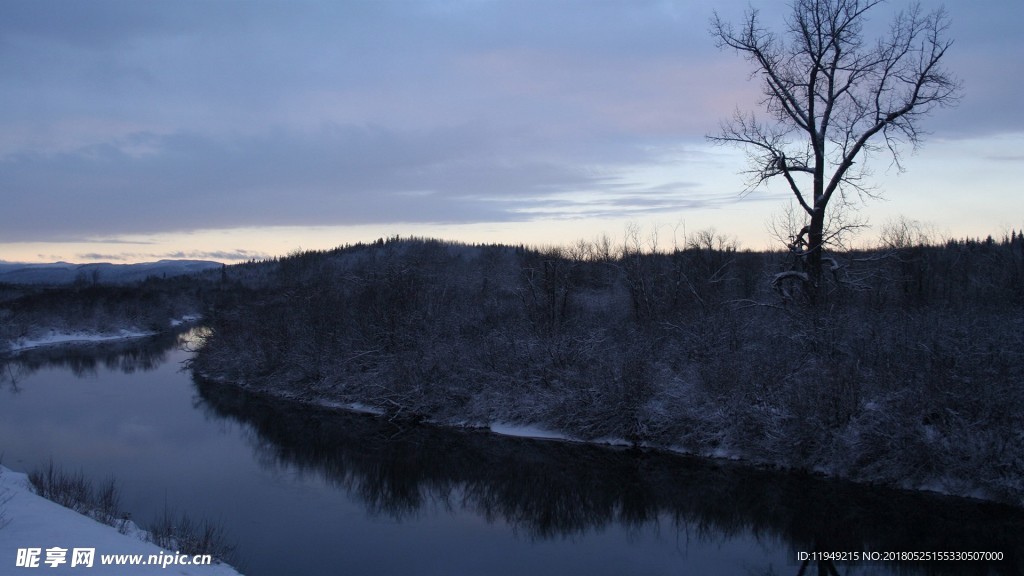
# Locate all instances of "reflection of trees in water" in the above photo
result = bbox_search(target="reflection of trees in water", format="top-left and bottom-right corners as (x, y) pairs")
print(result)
(0, 331), (184, 385)
(195, 378), (1024, 575)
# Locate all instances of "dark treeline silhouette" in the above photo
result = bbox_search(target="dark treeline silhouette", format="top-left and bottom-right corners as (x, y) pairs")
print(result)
(194, 378), (1024, 575)
(192, 231), (1024, 506)
(0, 275), (211, 349)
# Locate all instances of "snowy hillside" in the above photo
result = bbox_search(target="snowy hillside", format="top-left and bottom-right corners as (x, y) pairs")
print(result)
(0, 466), (242, 575)
(0, 260), (221, 285)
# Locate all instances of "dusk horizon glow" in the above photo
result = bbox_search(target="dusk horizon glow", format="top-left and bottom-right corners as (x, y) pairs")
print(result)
(2, 0), (1022, 264)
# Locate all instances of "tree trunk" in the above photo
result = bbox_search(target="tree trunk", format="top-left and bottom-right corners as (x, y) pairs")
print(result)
(806, 208), (826, 291)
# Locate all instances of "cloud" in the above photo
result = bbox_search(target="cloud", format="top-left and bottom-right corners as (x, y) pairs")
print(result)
(1, 0), (1021, 251)
(74, 249), (269, 262)
(1, 124), (729, 242)
(984, 154), (1024, 163)
(160, 249), (271, 262)
(74, 252), (131, 262)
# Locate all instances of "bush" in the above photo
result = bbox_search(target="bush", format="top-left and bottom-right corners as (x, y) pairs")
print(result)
(148, 505), (235, 560)
(29, 461), (124, 530)
(29, 462), (234, 562)
(0, 468), (12, 531)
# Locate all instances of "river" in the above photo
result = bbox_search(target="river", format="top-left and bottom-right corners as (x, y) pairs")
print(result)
(1, 332), (1021, 575)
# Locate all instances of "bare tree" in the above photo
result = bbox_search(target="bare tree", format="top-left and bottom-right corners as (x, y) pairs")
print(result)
(709, 0), (960, 292)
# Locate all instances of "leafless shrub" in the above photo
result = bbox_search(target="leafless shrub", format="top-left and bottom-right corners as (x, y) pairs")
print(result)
(0, 467), (12, 531)
(148, 504), (235, 562)
(30, 462), (234, 562)
(29, 461), (91, 512)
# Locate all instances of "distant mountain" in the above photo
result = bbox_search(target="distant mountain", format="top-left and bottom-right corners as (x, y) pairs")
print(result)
(0, 259), (222, 285)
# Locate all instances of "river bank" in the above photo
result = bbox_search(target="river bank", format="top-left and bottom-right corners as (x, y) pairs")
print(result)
(192, 238), (1024, 510)
(0, 465), (242, 575)
(5, 335), (1022, 576)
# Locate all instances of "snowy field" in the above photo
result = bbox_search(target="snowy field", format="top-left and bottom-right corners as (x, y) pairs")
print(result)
(0, 465), (242, 575)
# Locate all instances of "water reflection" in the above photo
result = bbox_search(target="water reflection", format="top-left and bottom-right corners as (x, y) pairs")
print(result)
(0, 331), (190, 386)
(5, 332), (1022, 576)
(194, 378), (1024, 576)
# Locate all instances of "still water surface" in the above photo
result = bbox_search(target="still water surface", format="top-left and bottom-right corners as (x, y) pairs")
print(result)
(2, 333), (1022, 575)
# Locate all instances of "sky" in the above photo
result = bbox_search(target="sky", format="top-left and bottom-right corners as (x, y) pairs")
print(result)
(1, 0), (1022, 264)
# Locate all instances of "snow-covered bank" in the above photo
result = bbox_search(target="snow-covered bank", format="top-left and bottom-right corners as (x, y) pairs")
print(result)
(5, 329), (157, 353)
(192, 238), (1024, 509)
(2, 316), (202, 354)
(0, 466), (242, 575)
(488, 423), (571, 441)
(199, 369), (1024, 512)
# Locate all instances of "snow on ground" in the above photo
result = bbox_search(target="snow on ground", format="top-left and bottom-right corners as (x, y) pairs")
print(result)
(169, 315), (202, 328)
(488, 423), (633, 448)
(5, 329), (157, 353)
(488, 423), (572, 441)
(317, 400), (386, 416)
(4, 317), (201, 354)
(0, 466), (242, 575)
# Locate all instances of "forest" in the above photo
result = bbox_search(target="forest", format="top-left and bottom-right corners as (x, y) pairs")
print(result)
(0, 276), (209, 349)
(189, 228), (1024, 506)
